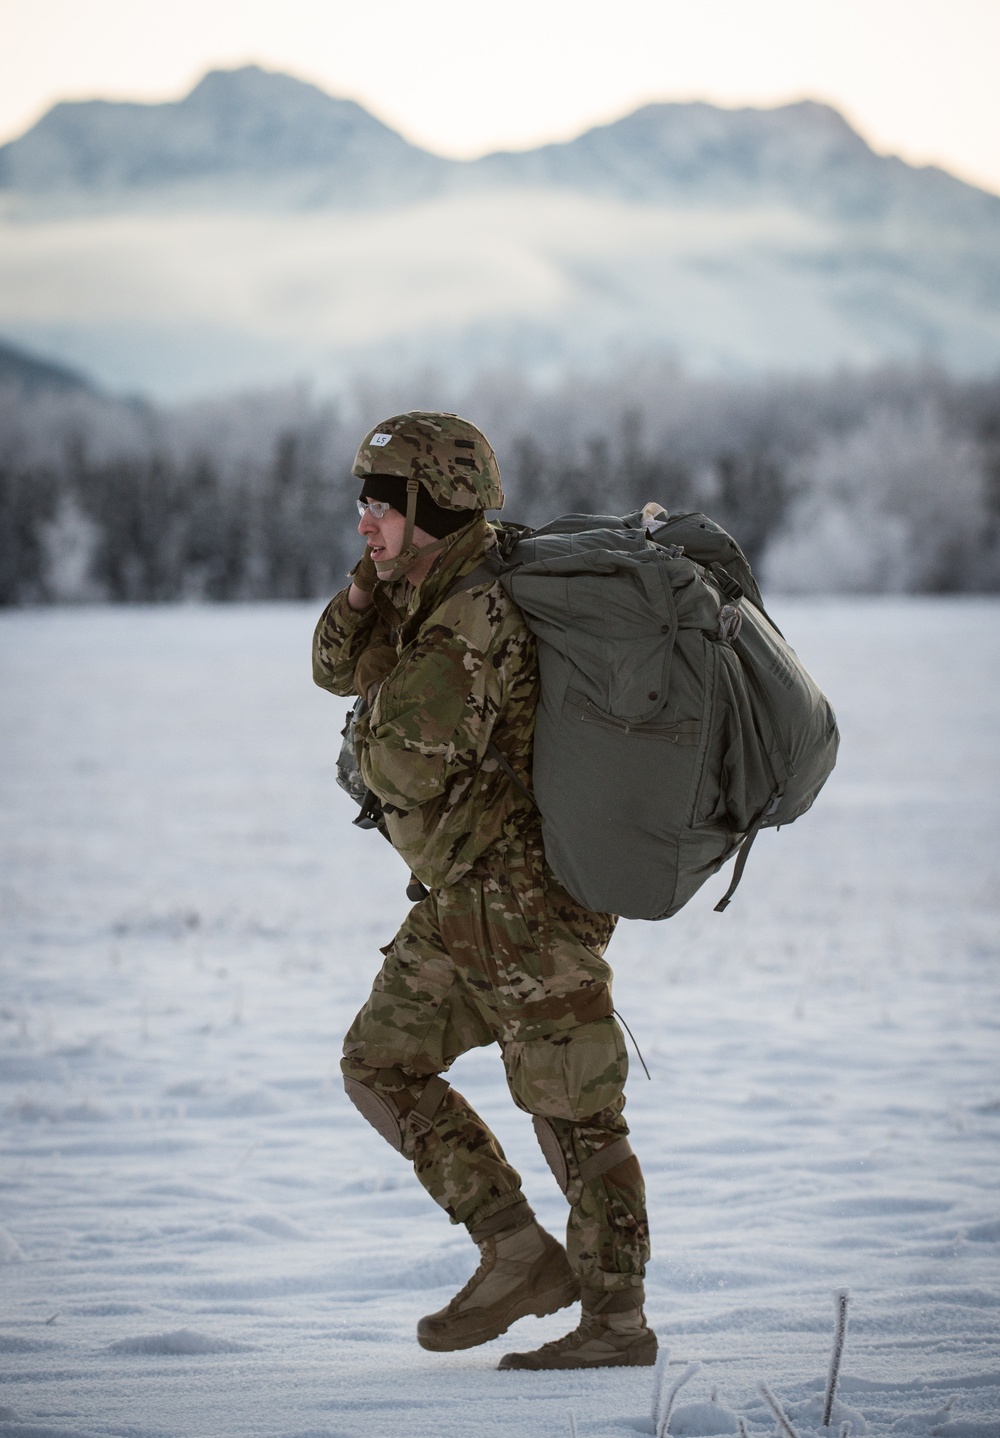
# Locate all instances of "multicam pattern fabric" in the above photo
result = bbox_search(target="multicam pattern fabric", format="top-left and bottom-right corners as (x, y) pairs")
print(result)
(313, 511), (649, 1291)
(313, 518), (537, 890)
(544, 1105), (649, 1291)
(352, 411), (504, 512)
(339, 828), (649, 1288)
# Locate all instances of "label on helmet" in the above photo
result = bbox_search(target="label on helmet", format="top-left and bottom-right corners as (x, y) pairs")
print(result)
(370, 432), (392, 447)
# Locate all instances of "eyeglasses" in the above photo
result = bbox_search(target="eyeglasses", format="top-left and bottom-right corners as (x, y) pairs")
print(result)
(357, 499), (393, 519)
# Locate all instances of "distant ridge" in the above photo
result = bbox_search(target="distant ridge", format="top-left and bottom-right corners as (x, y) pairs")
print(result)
(0, 66), (447, 206)
(1, 65), (997, 224)
(2, 66), (1000, 397)
(475, 100), (1000, 224)
(0, 337), (93, 393)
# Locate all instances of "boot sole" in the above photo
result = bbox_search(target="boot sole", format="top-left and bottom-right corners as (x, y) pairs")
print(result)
(417, 1272), (580, 1353)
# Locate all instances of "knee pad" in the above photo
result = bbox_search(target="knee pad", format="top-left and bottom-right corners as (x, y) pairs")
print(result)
(343, 1072), (451, 1152)
(532, 1115), (635, 1199)
(532, 1115), (569, 1193)
(343, 1076), (405, 1151)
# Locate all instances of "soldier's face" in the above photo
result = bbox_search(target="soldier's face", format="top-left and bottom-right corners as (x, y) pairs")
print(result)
(358, 502), (407, 565)
(358, 501), (434, 566)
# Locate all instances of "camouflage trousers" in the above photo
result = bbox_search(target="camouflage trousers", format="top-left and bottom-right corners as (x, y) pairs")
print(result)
(341, 826), (650, 1292)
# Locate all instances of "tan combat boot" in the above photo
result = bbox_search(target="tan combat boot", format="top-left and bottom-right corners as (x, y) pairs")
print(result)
(417, 1218), (579, 1352)
(497, 1286), (657, 1370)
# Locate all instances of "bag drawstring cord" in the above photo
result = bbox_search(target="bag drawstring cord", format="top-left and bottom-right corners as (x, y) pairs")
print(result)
(614, 1008), (651, 1081)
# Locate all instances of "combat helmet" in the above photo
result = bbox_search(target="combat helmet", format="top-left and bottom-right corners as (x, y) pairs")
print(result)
(353, 412), (503, 581)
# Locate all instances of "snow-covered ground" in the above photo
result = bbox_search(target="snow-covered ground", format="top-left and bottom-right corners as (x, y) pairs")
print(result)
(1, 598), (998, 1438)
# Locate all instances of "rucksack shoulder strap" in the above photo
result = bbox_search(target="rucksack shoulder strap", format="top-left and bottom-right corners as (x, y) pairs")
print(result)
(443, 558), (502, 600)
(443, 557), (534, 807)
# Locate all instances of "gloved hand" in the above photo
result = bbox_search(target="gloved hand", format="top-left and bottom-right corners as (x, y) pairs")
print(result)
(350, 547), (379, 593)
(354, 644), (399, 704)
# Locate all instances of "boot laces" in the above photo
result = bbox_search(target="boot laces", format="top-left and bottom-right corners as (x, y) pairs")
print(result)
(535, 1312), (604, 1354)
(444, 1243), (494, 1311)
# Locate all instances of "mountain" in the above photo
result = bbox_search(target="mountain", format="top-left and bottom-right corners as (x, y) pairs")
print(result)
(477, 100), (1000, 227)
(3, 68), (997, 226)
(0, 336), (94, 393)
(1, 66), (999, 398)
(0, 66), (447, 206)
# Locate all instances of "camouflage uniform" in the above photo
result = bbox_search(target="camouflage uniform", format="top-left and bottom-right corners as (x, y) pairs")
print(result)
(314, 504), (649, 1295)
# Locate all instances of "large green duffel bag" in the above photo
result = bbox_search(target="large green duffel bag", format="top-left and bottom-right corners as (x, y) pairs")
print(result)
(496, 509), (839, 919)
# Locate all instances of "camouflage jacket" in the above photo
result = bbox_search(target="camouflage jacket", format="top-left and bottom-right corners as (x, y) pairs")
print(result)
(312, 517), (538, 889)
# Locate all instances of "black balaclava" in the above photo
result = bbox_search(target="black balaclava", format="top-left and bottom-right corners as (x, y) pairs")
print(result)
(358, 475), (473, 540)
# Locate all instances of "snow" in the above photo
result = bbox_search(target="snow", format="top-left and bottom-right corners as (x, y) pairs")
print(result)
(1, 597), (998, 1438)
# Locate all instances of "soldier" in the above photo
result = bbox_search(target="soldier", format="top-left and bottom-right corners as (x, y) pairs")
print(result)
(312, 411), (654, 1369)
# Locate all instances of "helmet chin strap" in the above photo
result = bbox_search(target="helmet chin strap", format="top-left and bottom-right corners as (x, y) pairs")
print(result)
(372, 479), (452, 583)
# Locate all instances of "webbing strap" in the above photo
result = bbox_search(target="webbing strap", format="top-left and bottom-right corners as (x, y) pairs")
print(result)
(485, 741), (533, 805)
(352, 788), (383, 831)
(372, 480), (453, 583)
(444, 558), (501, 596)
(581, 1285), (645, 1315)
(577, 1136), (634, 1183)
(406, 1074), (450, 1137)
(468, 1199), (535, 1244)
(518, 984), (613, 1026)
(713, 792), (782, 912)
(443, 559), (534, 807)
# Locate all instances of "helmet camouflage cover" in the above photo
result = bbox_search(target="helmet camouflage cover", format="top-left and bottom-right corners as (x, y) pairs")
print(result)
(352, 411), (504, 512)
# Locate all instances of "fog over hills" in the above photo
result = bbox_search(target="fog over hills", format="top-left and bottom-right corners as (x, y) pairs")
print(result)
(1, 65), (998, 398)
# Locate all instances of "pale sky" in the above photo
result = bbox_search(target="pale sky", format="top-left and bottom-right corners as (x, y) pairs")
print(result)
(2, 0), (999, 195)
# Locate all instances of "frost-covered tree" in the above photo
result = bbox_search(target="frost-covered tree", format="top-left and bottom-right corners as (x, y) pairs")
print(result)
(761, 402), (993, 592)
(0, 361), (997, 603)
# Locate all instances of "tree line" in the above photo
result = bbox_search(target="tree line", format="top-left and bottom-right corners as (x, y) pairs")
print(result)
(1, 360), (998, 606)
